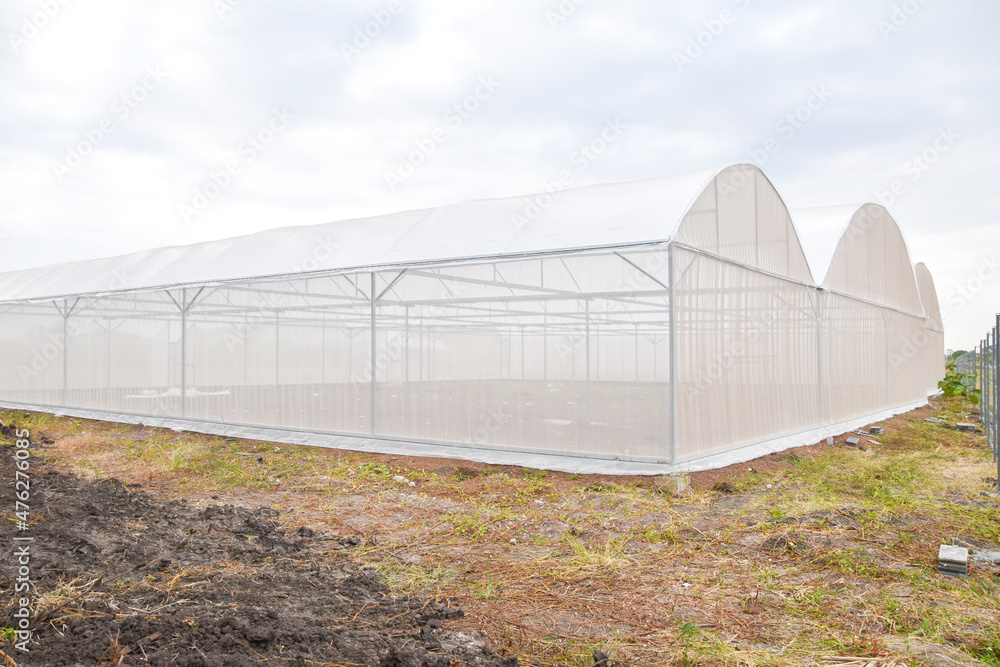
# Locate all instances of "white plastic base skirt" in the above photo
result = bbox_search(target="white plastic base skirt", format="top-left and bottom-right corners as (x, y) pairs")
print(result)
(0, 398), (926, 476)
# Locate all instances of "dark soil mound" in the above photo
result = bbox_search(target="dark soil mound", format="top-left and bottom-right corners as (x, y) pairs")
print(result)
(0, 426), (517, 666)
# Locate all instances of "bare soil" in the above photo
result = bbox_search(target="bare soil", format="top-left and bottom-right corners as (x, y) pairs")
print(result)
(0, 425), (518, 667)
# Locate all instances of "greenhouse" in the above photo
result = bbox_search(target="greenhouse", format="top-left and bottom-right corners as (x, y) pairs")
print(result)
(0, 164), (944, 473)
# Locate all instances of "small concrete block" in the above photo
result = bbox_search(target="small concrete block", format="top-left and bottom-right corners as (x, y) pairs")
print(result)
(826, 436), (835, 445)
(869, 426), (883, 435)
(938, 544), (969, 565)
(938, 544), (969, 577)
(857, 430), (869, 436)
(924, 417), (946, 424)
(955, 423), (976, 432)
(655, 474), (690, 495)
(845, 437), (860, 447)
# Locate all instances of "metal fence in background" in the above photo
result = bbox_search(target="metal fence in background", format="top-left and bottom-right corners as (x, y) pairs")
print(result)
(956, 351), (977, 377)
(977, 314), (1000, 490)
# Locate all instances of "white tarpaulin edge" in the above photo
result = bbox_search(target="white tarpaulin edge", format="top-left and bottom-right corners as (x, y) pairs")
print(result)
(0, 399), (927, 476)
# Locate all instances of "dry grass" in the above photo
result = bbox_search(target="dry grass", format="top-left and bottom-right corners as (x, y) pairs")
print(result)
(5, 391), (1000, 666)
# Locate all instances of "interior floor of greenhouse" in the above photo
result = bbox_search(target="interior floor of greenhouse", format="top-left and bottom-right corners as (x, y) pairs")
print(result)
(0, 380), (931, 475)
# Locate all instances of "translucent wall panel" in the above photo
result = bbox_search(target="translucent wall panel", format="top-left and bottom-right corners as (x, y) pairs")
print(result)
(0, 240), (944, 469)
(180, 276), (374, 435)
(372, 249), (673, 461)
(0, 303), (66, 406)
(887, 309), (933, 407)
(674, 247), (820, 462)
(0, 249), (676, 463)
(820, 293), (889, 422)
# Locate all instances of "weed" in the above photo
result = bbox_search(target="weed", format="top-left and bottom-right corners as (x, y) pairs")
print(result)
(819, 548), (880, 578)
(975, 641), (1000, 667)
(373, 560), (459, 596)
(442, 511), (491, 539)
(474, 574), (501, 600)
(559, 535), (631, 572)
(638, 524), (677, 544)
(678, 621), (700, 641)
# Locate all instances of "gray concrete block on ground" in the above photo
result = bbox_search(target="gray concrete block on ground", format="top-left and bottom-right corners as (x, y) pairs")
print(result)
(938, 544), (969, 564)
(938, 544), (969, 576)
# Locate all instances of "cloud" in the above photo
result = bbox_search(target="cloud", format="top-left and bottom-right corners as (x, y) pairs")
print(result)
(0, 0), (998, 348)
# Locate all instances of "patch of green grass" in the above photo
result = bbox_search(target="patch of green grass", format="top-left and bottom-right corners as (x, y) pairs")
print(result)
(817, 547), (881, 578)
(76, 458), (103, 478)
(473, 573), (501, 600)
(559, 535), (631, 571)
(372, 560), (460, 595)
(516, 470), (552, 501)
(974, 637), (1000, 667)
(441, 510), (491, 539)
(638, 524), (678, 544)
(786, 446), (937, 509)
(0, 410), (77, 440)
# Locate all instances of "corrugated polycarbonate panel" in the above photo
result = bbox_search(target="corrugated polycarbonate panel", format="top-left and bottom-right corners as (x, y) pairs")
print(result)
(673, 247), (819, 462)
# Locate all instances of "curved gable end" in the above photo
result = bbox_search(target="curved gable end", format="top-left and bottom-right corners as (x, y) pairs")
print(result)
(822, 204), (923, 314)
(914, 262), (943, 331)
(672, 164), (813, 283)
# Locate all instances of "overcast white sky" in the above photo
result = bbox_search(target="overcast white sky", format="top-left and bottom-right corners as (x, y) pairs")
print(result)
(1, 0), (998, 349)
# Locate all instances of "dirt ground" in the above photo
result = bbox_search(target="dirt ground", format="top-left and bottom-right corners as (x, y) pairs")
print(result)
(2, 395), (999, 666)
(0, 427), (518, 666)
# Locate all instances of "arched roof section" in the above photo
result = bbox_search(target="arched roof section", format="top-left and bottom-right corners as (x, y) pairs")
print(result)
(822, 204), (923, 314)
(0, 168), (725, 303)
(671, 164), (813, 283)
(914, 262), (943, 331)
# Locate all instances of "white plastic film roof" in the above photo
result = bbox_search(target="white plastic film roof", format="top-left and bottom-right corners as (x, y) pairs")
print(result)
(805, 203), (924, 315)
(673, 164), (814, 284)
(0, 167), (732, 303)
(914, 262), (943, 331)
